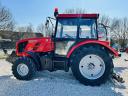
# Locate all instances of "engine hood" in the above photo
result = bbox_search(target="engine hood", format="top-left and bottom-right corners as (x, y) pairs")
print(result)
(17, 37), (52, 43)
(16, 37), (54, 56)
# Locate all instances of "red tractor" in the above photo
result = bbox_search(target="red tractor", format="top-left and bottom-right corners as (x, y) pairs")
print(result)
(12, 8), (120, 86)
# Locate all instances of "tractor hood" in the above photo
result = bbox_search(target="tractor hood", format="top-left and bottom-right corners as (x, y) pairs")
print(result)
(17, 37), (52, 43)
(16, 37), (54, 56)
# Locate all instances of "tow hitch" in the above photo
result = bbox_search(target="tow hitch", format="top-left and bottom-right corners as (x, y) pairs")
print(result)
(112, 72), (125, 83)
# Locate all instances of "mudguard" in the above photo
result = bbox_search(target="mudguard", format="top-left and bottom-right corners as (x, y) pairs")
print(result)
(27, 51), (41, 70)
(67, 40), (119, 58)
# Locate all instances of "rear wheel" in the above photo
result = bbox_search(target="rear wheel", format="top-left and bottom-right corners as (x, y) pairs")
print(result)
(12, 57), (36, 80)
(71, 47), (113, 86)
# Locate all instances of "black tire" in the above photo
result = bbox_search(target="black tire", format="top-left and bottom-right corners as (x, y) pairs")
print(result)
(71, 47), (113, 86)
(12, 57), (36, 80)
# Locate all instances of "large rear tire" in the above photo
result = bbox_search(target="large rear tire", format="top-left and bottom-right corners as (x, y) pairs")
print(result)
(12, 57), (36, 80)
(71, 47), (113, 86)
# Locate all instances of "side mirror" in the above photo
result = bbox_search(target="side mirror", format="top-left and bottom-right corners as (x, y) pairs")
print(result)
(45, 17), (56, 37)
(45, 20), (49, 27)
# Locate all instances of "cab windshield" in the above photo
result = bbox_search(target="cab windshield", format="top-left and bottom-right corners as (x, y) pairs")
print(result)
(56, 18), (97, 39)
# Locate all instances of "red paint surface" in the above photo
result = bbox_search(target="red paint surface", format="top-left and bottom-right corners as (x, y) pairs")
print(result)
(16, 37), (54, 56)
(57, 14), (99, 18)
(67, 40), (119, 58)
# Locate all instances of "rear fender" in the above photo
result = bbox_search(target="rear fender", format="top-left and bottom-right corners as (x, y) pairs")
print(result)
(67, 40), (119, 58)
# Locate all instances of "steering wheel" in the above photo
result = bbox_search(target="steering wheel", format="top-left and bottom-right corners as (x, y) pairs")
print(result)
(64, 34), (73, 39)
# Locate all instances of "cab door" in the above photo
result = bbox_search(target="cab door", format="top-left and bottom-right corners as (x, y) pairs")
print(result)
(54, 18), (78, 56)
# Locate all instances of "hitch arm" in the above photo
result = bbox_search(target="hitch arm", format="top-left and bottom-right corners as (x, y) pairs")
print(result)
(112, 72), (125, 83)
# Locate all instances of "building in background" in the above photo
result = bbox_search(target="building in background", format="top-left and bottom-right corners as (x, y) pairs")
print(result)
(0, 31), (43, 49)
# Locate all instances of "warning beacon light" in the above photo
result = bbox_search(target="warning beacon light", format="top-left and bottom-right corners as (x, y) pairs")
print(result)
(54, 8), (58, 17)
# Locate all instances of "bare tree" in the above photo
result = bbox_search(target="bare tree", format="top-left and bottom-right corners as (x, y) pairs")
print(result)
(98, 15), (110, 26)
(110, 17), (128, 48)
(26, 23), (34, 32)
(64, 8), (86, 14)
(0, 5), (15, 31)
(37, 23), (44, 34)
(37, 20), (55, 37)
(16, 26), (27, 32)
(15, 23), (35, 39)
(16, 23), (34, 32)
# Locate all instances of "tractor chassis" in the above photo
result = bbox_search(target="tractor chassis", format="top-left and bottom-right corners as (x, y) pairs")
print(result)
(40, 54), (69, 72)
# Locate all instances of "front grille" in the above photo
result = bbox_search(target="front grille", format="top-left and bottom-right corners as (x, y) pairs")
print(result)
(18, 41), (28, 53)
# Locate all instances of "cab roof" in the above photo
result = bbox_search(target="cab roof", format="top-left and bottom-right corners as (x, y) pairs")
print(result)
(57, 14), (99, 19)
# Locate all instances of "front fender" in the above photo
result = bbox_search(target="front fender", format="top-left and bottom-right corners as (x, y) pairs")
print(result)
(27, 51), (41, 70)
(67, 40), (119, 58)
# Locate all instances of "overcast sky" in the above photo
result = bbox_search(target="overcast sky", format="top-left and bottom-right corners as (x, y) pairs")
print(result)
(1, 0), (128, 28)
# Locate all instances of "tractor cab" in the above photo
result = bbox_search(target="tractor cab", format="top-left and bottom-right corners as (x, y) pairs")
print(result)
(45, 9), (108, 56)
(55, 14), (98, 55)
(55, 15), (97, 40)
(46, 9), (108, 41)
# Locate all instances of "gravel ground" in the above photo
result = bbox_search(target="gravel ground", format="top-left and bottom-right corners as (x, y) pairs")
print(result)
(0, 53), (128, 96)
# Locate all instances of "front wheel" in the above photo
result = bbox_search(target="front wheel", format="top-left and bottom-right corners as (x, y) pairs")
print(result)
(71, 47), (113, 86)
(12, 57), (36, 80)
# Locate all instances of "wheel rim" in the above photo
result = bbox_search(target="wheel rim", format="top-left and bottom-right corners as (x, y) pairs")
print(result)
(79, 54), (105, 80)
(17, 63), (29, 76)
